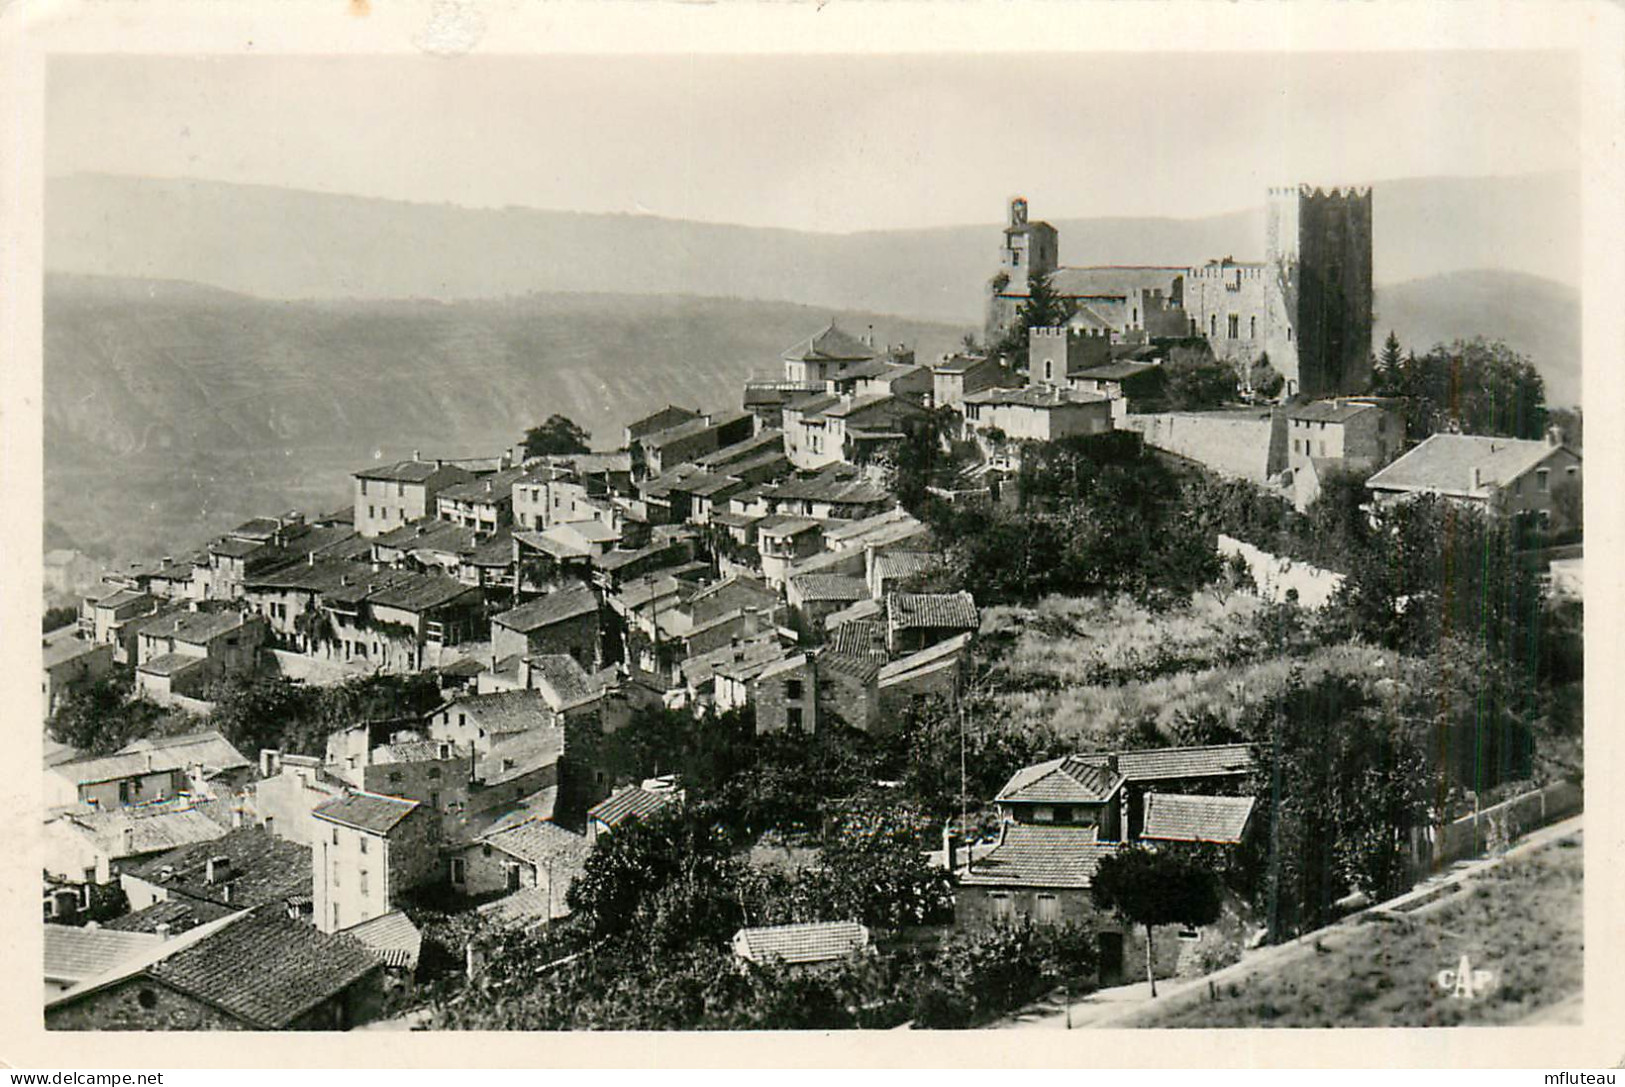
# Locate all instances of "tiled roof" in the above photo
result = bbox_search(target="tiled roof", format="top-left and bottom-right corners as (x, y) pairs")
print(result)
(588, 785), (680, 829)
(996, 755), (1122, 805)
(144, 909), (382, 1029)
(52, 751), (175, 788)
(208, 538), (266, 560)
(136, 652), (209, 678)
(1072, 360), (1161, 381)
(123, 826), (312, 910)
(822, 509), (930, 551)
(1366, 433), (1575, 498)
(374, 518), (477, 554)
(94, 589), (152, 610)
(871, 551), (944, 583)
(780, 322), (876, 364)
(1140, 793), (1256, 844)
(640, 417), (716, 451)
(733, 921), (870, 965)
(783, 392), (843, 417)
(1040, 266), (1186, 300)
(553, 518), (621, 544)
(479, 819), (591, 868)
(477, 727), (566, 787)
(888, 591), (979, 631)
(878, 632), (972, 685)
(452, 785), (559, 844)
(120, 727), (250, 770)
(63, 805), (229, 859)
(527, 653), (599, 709)
(680, 634), (790, 689)
(494, 585), (599, 632)
(43, 631), (106, 670)
(756, 515), (823, 538)
(438, 468), (526, 503)
(695, 430), (786, 469)
(312, 792), (420, 836)
(1287, 399), (1380, 424)
(817, 648), (884, 684)
(790, 574), (870, 603)
(366, 572), (478, 613)
(932, 353), (992, 375)
(627, 405), (703, 442)
(101, 897), (237, 935)
(958, 824), (1120, 889)
(374, 739), (466, 764)
(339, 910), (423, 970)
(446, 689), (551, 735)
(354, 459), (471, 484)
(962, 386), (1108, 409)
(476, 884), (569, 925)
(138, 609), (251, 646)
(229, 518), (283, 541)
(827, 619), (888, 658)
(44, 926), (164, 986)
(244, 556), (372, 593)
(1114, 744), (1255, 781)
(766, 475), (890, 506)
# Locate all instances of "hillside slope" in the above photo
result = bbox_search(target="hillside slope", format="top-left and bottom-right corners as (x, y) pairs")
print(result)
(46, 172), (1579, 324)
(1374, 270), (1581, 407)
(43, 276), (969, 562)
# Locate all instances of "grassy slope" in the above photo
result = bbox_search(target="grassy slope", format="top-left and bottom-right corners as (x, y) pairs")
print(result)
(44, 276), (971, 564)
(1142, 835), (1583, 1028)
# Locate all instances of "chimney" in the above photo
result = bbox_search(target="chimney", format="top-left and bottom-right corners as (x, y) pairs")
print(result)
(518, 657), (532, 689)
(1470, 466), (1482, 491)
(308, 551), (316, 567)
(206, 855), (231, 885)
(154, 922), (171, 940)
(1546, 424), (1562, 448)
(121, 826), (135, 855)
(412, 450), (422, 462)
(485, 480), (493, 493)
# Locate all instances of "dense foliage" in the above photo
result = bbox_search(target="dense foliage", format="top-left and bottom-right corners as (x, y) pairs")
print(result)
(205, 671), (447, 757)
(47, 671), (194, 756)
(521, 413), (593, 458)
(1370, 337), (1548, 441)
(1092, 846), (1224, 993)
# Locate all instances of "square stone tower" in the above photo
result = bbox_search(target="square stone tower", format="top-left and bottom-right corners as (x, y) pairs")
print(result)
(1266, 185), (1374, 398)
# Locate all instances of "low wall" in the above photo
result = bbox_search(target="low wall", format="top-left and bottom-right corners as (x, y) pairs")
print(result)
(1124, 409), (1287, 483)
(1422, 781), (1584, 871)
(261, 648), (368, 686)
(1218, 534), (1344, 610)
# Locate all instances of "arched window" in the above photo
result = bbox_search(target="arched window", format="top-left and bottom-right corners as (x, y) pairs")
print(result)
(1210, 314), (1218, 337)
(1250, 315), (1257, 338)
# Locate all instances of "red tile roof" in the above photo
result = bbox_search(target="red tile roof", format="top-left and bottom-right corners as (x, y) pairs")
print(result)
(312, 792), (420, 836)
(959, 824), (1120, 889)
(1140, 793), (1256, 844)
(339, 910), (423, 971)
(996, 756), (1122, 805)
(1114, 744), (1255, 782)
(143, 909), (382, 1028)
(494, 585), (599, 632)
(732, 921), (870, 965)
(887, 591), (980, 631)
(587, 785), (680, 829)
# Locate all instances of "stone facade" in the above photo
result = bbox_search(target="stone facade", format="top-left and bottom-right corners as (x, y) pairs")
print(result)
(1122, 409), (1288, 484)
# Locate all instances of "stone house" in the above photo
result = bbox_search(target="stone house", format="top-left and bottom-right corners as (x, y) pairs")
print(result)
(932, 353), (1015, 410)
(79, 588), (158, 650)
(960, 385), (1114, 444)
(788, 574), (870, 631)
(448, 818), (591, 909)
(756, 517), (824, 587)
(133, 609), (267, 706)
(1366, 431), (1582, 530)
(42, 627), (114, 716)
(319, 570), (487, 674)
(876, 632), (972, 717)
(751, 654), (817, 734)
(311, 792), (442, 935)
(46, 909), (385, 1031)
(352, 457), (475, 539)
(43, 803), (228, 887)
(886, 591), (979, 655)
(625, 405), (703, 449)
(490, 584), (601, 669)
(46, 752), (191, 812)
(119, 825), (313, 919)
(435, 467), (524, 532)
(248, 753), (345, 846)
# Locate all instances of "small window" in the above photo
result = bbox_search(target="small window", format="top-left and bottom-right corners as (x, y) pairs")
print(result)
(332, 828), (339, 847)
(138, 988), (159, 1010)
(1249, 315), (1257, 339)
(1210, 314), (1218, 337)
(1178, 928), (1202, 942)
(359, 869), (369, 895)
(450, 857), (466, 883)
(388, 771), (403, 784)
(1036, 893), (1060, 925)
(332, 903), (341, 929)
(428, 767), (442, 780)
(1228, 314), (1239, 339)
(359, 837), (368, 855)
(787, 706), (804, 731)
(1052, 806), (1072, 824)
(786, 679), (804, 701)
(1537, 468), (1550, 492)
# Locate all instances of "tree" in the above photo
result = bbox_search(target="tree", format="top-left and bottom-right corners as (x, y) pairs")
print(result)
(997, 271), (1070, 373)
(1163, 343), (1239, 410)
(1370, 338), (1547, 440)
(1376, 330), (1404, 381)
(522, 414), (592, 459)
(48, 672), (186, 755)
(1090, 846), (1222, 996)
(1247, 354), (1285, 399)
(43, 605), (78, 633)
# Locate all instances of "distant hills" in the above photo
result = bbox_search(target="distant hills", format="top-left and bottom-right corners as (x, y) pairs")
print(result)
(47, 171), (1580, 322)
(43, 277), (969, 562)
(41, 169), (1584, 563)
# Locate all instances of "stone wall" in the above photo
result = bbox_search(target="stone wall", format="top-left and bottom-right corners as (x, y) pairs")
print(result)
(1123, 409), (1287, 483)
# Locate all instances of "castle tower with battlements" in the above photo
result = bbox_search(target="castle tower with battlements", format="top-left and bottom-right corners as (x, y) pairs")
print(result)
(1265, 185), (1374, 398)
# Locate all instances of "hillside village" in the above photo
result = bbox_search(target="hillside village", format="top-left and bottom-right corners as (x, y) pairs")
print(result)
(40, 186), (1584, 1031)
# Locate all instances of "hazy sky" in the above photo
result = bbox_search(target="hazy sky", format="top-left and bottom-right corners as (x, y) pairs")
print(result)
(47, 52), (1578, 233)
